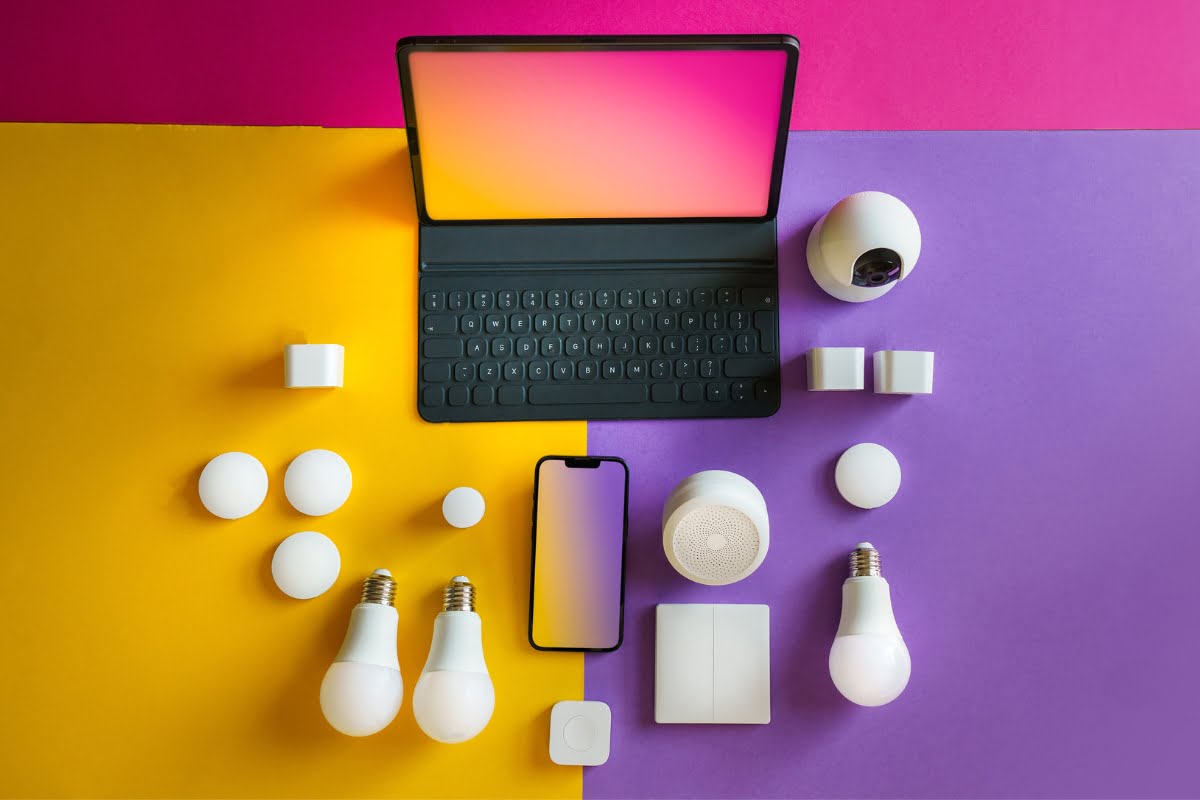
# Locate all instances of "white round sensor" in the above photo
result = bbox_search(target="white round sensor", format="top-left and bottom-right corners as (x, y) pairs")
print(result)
(835, 443), (902, 509)
(284, 449), (352, 516)
(271, 531), (341, 599)
(442, 487), (485, 528)
(198, 452), (268, 519)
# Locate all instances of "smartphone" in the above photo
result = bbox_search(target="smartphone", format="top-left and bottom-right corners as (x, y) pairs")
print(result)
(529, 455), (630, 652)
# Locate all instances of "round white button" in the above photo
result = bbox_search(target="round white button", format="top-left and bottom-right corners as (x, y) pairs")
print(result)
(284, 449), (352, 516)
(271, 531), (340, 599)
(835, 442), (902, 509)
(442, 487), (486, 528)
(198, 452), (268, 519)
(563, 715), (595, 752)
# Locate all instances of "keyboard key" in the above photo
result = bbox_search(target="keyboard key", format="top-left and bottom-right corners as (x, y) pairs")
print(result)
(565, 335), (586, 357)
(729, 311), (750, 330)
(454, 362), (475, 382)
(529, 384), (648, 405)
(602, 360), (623, 379)
(675, 359), (696, 379)
(448, 385), (470, 406)
(638, 336), (659, 355)
(595, 289), (616, 309)
(627, 360), (647, 380)
(522, 289), (543, 309)
(699, 358), (719, 378)
(422, 385), (444, 406)
(644, 288), (664, 308)
(706, 383), (727, 402)
(541, 338), (562, 357)
(656, 311), (677, 332)
(485, 314), (506, 334)
(503, 362), (524, 381)
(424, 339), (463, 358)
(510, 313), (531, 335)
(669, 288), (688, 307)
(718, 288), (738, 307)
(553, 361), (574, 380)
(736, 333), (756, 354)
(559, 312), (580, 334)
(687, 335), (707, 354)
(461, 315), (481, 335)
(423, 362), (451, 382)
(547, 290), (568, 310)
(578, 360), (598, 380)
(620, 289), (641, 308)
(498, 385), (525, 405)
(583, 312), (604, 333)
(732, 381), (751, 401)
(447, 290), (468, 310)
(534, 313), (555, 334)
(705, 311), (725, 330)
(755, 380), (777, 403)
(693, 288), (714, 307)
(571, 289), (591, 309)
(742, 288), (776, 308)
(662, 335), (683, 355)
(472, 290), (493, 310)
(607, 312), (629, 333)
(754, 310), (777, 353)
(479, 362), (500, 382)
(529, 361), (549, 381)
(681, 311), (701, 332)
(725, 357), (775, 378)
(652, 383), (678, 402)
(613, 335), (634, 355)
(491, 338), (512, 358)
(712, 335), (732, 354)
(631, 312), (652, 333)
(682, 382), (703, 402)
(515, 337), (536, 358)
(472, 385), (495, 405)
(423, 290), (445, 311)
(589, 336), (610, 356)
(467, 338), (486, 358)
(651, 359), (670, 379)
(497, 290), (518, 310)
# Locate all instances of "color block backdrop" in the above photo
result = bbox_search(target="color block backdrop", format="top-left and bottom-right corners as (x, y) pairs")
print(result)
(2, 2), (1199, 798)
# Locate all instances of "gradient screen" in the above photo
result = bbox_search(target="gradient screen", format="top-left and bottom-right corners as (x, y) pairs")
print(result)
(405, 48), (789, 220)
(531, 458), (627, 650)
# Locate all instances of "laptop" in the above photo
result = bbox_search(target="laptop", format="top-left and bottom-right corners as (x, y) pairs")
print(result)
(395, 35), (799, 422)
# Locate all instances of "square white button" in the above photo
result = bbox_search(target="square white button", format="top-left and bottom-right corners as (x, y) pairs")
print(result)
(549, 701), (611, 766)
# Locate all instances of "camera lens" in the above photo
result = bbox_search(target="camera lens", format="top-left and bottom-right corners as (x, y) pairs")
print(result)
(852, 248), (903, 288)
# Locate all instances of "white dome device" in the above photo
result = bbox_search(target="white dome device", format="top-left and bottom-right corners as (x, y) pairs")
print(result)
(807, 191), (921, 303)
(662, 470), (769, 585)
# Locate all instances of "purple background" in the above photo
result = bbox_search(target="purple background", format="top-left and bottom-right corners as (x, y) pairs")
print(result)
(586, 131), (1200, 799)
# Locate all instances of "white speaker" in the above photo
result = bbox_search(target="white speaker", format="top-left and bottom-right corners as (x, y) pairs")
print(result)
(662, 471), (769, 585)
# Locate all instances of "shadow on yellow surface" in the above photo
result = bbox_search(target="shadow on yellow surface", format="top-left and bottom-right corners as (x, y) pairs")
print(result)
(0, 124), (583, 799)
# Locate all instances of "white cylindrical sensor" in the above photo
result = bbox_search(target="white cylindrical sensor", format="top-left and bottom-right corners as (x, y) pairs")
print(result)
(271, 531), (341, 599)
(198, 451), (268, 519)
(442, 487), (486, 528)
(284, 449), (352, 516)
(835, 443), (902, 509)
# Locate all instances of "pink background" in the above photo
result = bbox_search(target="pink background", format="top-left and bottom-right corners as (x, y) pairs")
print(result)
(3, 0), (1199, 130)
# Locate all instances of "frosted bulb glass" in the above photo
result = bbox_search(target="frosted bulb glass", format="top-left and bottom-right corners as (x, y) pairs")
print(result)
(442, 487), (485, 528)
(320, 570), (403, 736)
(198, 452), (268, 519)
(829, 543), (911, 707)
(271, 531), (340, 599)
(412, 577), (495, 744)
(285, 449), (352, 516)
(835, 443), (901, 509)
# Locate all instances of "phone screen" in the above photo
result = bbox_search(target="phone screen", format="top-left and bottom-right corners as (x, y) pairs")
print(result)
(530, 456), (629, 651)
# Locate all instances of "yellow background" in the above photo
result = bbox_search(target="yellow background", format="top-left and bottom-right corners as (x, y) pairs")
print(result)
(0, 124), (584, 798)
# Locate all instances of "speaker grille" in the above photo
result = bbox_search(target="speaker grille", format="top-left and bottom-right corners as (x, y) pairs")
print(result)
(671, 505), (761, 582)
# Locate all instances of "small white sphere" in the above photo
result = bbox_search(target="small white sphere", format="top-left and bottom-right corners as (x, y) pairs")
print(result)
(284, 449), (352, 516)
(198, 452), (268, 519)
(442, 487), (486, 528)
(835, 443), (901, 509)
(271, 531), (341, 599)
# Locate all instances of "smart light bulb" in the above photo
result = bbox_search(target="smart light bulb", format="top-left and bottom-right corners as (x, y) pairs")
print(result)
(828, 543), (911, 706)
(412, 576), (495, 743)
(320, 569), (404, 736)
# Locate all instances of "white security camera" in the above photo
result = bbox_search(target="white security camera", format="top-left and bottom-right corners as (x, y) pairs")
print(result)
(806, 191), (921, 303)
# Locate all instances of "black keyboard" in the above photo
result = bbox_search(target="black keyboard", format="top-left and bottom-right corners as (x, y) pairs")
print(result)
(417, 272), (780, 422)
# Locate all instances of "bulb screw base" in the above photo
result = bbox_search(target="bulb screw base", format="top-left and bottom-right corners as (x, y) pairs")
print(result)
(361, 569), (397, 606)
(849, 544), (882, 578)
(443, 576), (477, 612)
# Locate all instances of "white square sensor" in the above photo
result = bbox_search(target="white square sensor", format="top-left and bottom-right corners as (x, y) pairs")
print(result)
(549, 700), (611, 766)
(655, 604), (770, 724)
(284, 344), (344, 388)
(807, 347), (865, 391)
